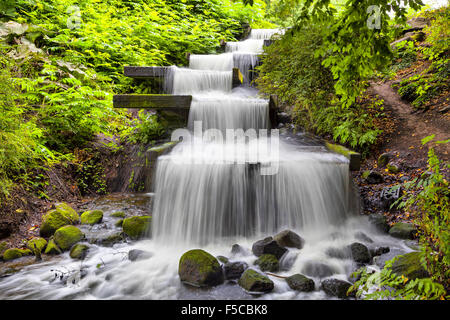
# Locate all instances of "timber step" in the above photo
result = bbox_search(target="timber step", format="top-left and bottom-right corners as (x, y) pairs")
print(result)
(113, 94), (192, 109)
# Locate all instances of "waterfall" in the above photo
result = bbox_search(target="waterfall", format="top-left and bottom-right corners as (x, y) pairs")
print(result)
(248, 28), (285, 39)
(152, 29), (356, 246)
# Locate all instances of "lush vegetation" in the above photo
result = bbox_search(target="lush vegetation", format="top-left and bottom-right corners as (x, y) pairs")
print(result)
(0, 0), (270, 201)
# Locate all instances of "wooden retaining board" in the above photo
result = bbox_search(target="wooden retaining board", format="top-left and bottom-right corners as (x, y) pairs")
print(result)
(113, 94), (192, 109)
(124, 66), (169, 78)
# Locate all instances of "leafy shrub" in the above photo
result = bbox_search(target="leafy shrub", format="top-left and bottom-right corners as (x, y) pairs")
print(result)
(127, 111), (166, 145)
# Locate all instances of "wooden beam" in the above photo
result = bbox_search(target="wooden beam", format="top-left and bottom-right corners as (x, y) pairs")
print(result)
(124, 66), (169, 78)
(325, 142), (361, 171)
(113, 94), (192, 109)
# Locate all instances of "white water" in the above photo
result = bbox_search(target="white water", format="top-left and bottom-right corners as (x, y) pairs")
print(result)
(0, 29), (415, 300)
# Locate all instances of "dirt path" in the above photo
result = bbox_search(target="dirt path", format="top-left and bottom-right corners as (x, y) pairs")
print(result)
(371, 81), (449, 161)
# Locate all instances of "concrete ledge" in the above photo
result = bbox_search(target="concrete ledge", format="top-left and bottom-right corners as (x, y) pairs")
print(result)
(113, 94), (192, 109)
(325, 142), (361, 171)
(124, 66), (169, 78)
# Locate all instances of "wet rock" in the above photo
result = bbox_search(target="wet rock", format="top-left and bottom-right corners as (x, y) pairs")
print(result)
(302, 261), (335, 278)
(95, 232), (124, 247)
(44, 238), (62, 255)
(252, 236), (287, 259)
(362, 171), (383, 184)
(238, 269), (274, 293)
(224, 261), (248, 280)
(178, 249), (224, 287)
(370, 247), (390, 257)
(128, 249), (153, 262)
(231, 244), (246, 255)
(255, 254), (279, 272)
(26, 237), (47, 255)
(325, 247), (351, 259)
(286, 274), (315, 292)
(216, 256), (229, 264)
(122, 216), (151, 240)
(391, 251), (428, 279)
(80, 210), (103, 225)
(280, 252), (298, 270)
(54, 225), (84, 251)
(377, 153), (391, 167)
(115, 219), (124, 227)
(39, 202), (80, 237)
(349, 242), (371, 264)
(110, 211), (125, 218)
(70, 244), (89, 260)
(389, 222), (416, 239)
(368, 214), (389, 233)
(274, 229), (304, 249)
(321, 278), (355, 299)
(2, 248), (32, 261)
(354, 232), (374, 244)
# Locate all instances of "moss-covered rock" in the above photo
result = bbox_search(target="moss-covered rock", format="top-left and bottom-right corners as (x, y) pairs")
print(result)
(26, 237), (47, 255)
(387, 163), (400, 173)
(255, 254), (279, 272)
(0, 241), (7, 256)
(110, 211), (125, 218)
(54, 225), (84, 251)
(69, 244), (89, 260)
(391, 251), (428, 279)
(252, 236), (287, 259)
(178, 249), (224, 287)
(44, 239), (62, 255)
(274, 229), (304, 249)
(389, 222), (416, 239)
(321, 278), (354, 299)
(286, 274), (315, 292)
(216, 255), (229, 264)
(377, 153), (390, 167)
(122, 216), (151, 240)
(115, 219), (124, 227)
(39, 202), (79, 237)
(238, 269), (274, 293)
(2, 248), (32, 261)
(80, 210), (103, 225)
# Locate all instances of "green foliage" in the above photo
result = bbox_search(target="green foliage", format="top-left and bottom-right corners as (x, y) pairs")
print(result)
(394, 136), (449, 286)
(127, 110), (166, 145)
(76, 157), (107, 195)
(350, 257), (447, 300)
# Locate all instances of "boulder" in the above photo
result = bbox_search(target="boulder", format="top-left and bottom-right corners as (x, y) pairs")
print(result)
(54, 225), (84, 251)
(216, 256), (229, 264)
(321, 278), (354, 299)
(362, 171), (383, 184)
(377, 153), (391, 167)
(80, 210), (103, 225)
(44, 239), (62, 255)
(26, 237), (47, 254)
(231, 244), (246, 255)
(368, 214), (389, 233)
(286, 274), (315, 292)
(224, 261), (249, 280)
(39, 202), (79, 237)
(69, 244), (89, 260)
(391, 251), (428, 279)
(354, 231), (374, 243)
(273, 230), (304, 249)
(2, 248), (32, 261)
(255, 254), (279, 272)
(122, 216), (151, 240)
(252, 237), (287, 259)
(178, 249), (224, 287)
(128, 249), (153, 262)
(238, 269), (274, 293)
(370, 247), (390, 257)
(349, 242), (371, 264)
(110, 211), (125, 218)
(302, 261), (335, 278)
(389, 222), (416, 239)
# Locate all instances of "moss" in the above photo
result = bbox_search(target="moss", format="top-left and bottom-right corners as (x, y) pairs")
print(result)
(122, 216), (151, 240)
(44, 239), (62, 255)
(325, 142), (361, 170)
(3, 248), (32, 261)
(115, 219), (124, 227)
(0, 241), (7, 255)
(39, 202), (80, 237)
(255, 254), (279, 272)
(391, 251), (429, 279)
(148, 141), (178, 154)
(54, 225), (84, 251)
(69, 244), (89, 260)
(110, 211), (125, 218)
(387, 163), (400, 173)
(178, 249), (223, 287)
(389, 222), (416, 239)
(238, 269), (274, 293)
(80, 210), (103, 225)
(26, 237), (47, 254)
(362, 170), (371, 179)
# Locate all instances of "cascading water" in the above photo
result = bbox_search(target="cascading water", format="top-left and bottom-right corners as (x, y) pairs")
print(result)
(0, 29), (414, 300)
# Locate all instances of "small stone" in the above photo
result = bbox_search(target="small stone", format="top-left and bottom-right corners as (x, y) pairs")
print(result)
(238, 269), (274, 293)
(128, 249), (153, 262)
(363, 171), (383, 184)
(2, 248), (32, 261)
(44, 239), (62, 255)
(110, 211), (125, 218)
(377, 153), (390, 167)
(69, 244), (89, 260)
(321, 278), (355, 299)
(53, 225), (84, 251)
(80, 210), (103, 225)
(122, 216), (151, 240)
(274, 230), (304, 249)
(231, 244), (246, 255)
(115, 219), (124, 227)
(26, 237), (47, 255)
(387, 163), (400, 174)
(224, 261), (248, 280)
(389, 222), (416, 239)
(255, 254), (279, 272)
(252, 237), (287, 259)
(286, 274), (315, 292)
